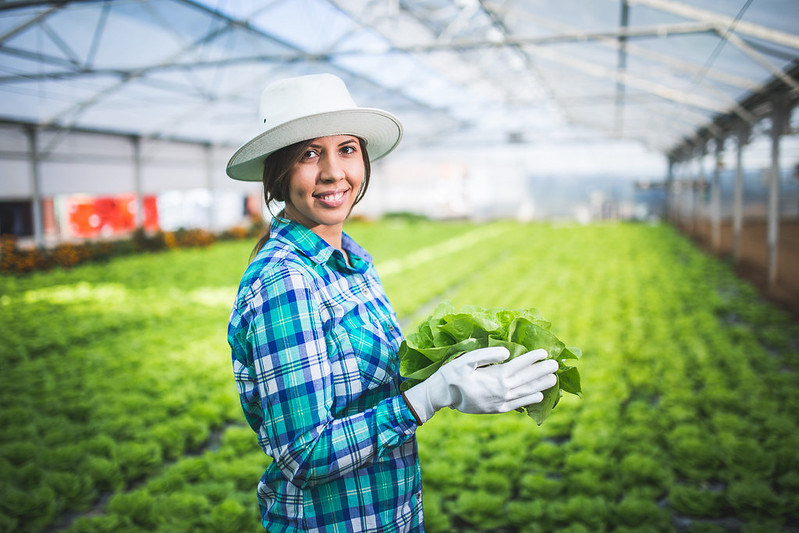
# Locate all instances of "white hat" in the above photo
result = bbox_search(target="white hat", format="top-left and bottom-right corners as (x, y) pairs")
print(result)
(226, 73), (403, 182)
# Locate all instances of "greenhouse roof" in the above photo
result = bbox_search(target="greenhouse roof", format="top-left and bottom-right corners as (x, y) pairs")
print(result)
(0, 0), (797, 163)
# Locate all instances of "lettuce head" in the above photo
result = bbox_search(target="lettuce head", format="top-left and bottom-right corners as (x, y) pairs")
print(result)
(399, 302), (581, 425)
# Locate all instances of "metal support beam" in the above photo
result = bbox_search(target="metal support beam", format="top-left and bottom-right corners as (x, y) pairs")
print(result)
(679, 161), (689, 225)
(132, 136), (144, 231)
(26, 126), (43, 248)
(711, 138), (724, 252)
(732, 128), (749, 262)
(0, 1), (103, 13)
(520, 45), (755, 121)
(694, 151), (705, 236)
(0, 22), (723, 86)
(489, 10), (759, 92)
(725, 32), (799, 93)
(85, 0), (111, 68)
(671, 162), (680, 223)
(679, 160), (690, 225)
(628, 0), (799, 50)
(665, 156), (674, 222)
(0, 3), (62, 42)
(205, 143), (214, 231)
(614, 0), (630, 137)
(767, 96), (787, 287)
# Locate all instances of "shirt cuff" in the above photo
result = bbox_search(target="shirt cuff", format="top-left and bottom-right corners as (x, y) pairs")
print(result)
(385, 394), (420, 434)
(401, 390), (423, 426)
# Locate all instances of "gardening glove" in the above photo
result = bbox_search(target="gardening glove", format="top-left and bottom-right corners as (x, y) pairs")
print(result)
(402, 346), (558, 425)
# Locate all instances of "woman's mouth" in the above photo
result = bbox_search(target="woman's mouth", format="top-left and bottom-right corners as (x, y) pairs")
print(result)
(313, 189), (349, 207)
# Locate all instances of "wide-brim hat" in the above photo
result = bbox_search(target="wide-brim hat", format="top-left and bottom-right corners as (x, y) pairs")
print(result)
(226, 73), (403, 182)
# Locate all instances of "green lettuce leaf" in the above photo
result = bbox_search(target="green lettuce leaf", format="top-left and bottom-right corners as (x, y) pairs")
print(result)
(399, 302), (581, 425)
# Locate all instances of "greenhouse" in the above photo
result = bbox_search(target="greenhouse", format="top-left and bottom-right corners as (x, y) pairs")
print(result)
(1, 1), (798, 532)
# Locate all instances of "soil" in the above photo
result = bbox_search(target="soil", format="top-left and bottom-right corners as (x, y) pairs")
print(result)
(675, 218), (799, 321)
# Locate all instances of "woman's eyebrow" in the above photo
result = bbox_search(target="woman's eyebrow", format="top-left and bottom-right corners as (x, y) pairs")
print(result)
(307, 138), (357, 148)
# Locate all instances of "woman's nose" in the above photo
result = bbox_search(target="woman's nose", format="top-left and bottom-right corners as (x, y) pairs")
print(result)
(319, 156), (345, 182)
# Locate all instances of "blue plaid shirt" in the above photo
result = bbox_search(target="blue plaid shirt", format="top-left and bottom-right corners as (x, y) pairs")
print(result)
(228, 219), (423, 532)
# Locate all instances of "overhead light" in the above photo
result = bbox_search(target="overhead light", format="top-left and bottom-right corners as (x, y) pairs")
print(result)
(507, 131), (525, 143)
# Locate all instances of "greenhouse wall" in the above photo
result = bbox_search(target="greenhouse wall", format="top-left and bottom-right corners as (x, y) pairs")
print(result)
(667, 125), (799, 314)
(2, 123), (670, 245)
(0, 123), (262, 244)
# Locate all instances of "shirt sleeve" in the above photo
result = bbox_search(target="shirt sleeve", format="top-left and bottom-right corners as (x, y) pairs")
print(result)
(237, 264), (417, 489)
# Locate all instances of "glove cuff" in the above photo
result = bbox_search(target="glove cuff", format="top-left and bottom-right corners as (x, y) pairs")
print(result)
(402, 378), (444, 425)
(401, 390), (424, 425)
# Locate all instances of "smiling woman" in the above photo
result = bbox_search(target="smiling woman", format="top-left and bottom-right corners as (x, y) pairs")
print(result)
(243, 133), (373, 260)
(278, 135), (367, 251)
(224, 73), (559, 532)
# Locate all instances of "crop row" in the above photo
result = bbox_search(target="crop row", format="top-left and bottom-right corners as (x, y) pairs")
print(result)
(1, 220), (797, 532)
(412, 223), (799, 532)
(0, 220), (493, 533)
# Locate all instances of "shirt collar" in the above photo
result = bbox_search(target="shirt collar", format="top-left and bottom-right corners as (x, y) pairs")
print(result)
(271, 218), (372, 272)
(342, 233), (373, 266)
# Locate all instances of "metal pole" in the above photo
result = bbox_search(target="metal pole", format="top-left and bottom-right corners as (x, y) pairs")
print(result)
(672, 161), (679, 225)
(678, 160), (686, 226)
(132, 136), (144, 230)
(27, 127), (44, 248)
(678, 160), (688, 229)
(666, 156), (674, 223)
(205, 143), (214, 231)
(711, 139), (724, 252)
(614, 0), (630, 136)
(681, 160), (688, 226)
(694, 149), (706, 237)
(767, 96), (786, 288)
(733, 128), (748, 262)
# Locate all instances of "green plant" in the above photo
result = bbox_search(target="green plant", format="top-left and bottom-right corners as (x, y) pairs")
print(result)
(0, 485), (57, 533)
(612, 494), (671, 529)
(115, 441), (163, 483)
(618, 452), (673, 490)
(550, 495), (610, 530)
(2, 220), (798, 532)
(45, 471), (97, 512)
(206, 498), (256, 533)
(726, 478), (783, 520)
(449, 489), (509, 529)
(106, 491), (158, 529)
(66, 514), (129, 533)
(400, 302), (581, 424)
(82, 456), (124, 493)
(668, 484), (725, 518)
(667, 426), (722, 481)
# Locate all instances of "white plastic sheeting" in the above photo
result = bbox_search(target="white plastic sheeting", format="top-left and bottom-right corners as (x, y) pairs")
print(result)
(0, 0), (797, 241)
(1, 0), (796, 157)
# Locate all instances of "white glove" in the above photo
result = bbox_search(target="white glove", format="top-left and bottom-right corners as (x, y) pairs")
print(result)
(402, 346), (558, 424)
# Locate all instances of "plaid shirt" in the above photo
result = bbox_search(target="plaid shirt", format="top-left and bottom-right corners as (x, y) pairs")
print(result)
(228, 219), (423, 532)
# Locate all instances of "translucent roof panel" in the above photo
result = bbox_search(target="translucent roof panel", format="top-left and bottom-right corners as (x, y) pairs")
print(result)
(0, 0), (796, 168)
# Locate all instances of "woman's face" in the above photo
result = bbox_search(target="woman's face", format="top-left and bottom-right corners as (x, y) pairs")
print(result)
(283, 135), (365, 241)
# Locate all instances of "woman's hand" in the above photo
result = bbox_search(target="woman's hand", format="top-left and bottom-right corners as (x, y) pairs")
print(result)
(402, 347), (558, 424)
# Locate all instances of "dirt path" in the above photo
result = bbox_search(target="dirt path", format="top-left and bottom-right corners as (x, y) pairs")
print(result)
(676, 218), (799, 320)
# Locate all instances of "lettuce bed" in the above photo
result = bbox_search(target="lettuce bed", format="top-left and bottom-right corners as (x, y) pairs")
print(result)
(1, 220), (797, 532)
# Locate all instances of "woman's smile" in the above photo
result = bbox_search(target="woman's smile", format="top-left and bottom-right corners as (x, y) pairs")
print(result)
(313, 188), (350, 207)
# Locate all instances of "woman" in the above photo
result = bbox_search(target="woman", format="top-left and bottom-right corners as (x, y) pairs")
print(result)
(226, 73), (558, 532)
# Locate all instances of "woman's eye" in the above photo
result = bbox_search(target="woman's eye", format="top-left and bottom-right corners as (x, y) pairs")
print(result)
(341, 145), (356, 155)
(302, 150), (319, 159)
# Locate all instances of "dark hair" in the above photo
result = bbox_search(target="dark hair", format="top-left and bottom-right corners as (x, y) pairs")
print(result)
(251, 137), (371, 259)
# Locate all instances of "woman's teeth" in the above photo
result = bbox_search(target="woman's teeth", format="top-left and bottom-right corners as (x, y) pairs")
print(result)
(317, 191), (344, 201)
